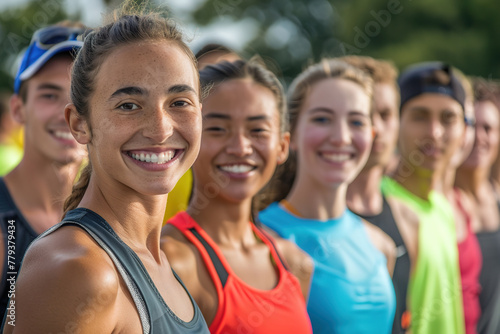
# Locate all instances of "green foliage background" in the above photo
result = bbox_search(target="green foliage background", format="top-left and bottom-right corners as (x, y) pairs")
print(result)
(0, 0), (498, 90)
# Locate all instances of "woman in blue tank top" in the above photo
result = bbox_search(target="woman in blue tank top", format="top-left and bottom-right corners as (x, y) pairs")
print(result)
(258, 59), (396, 334)
(2, 4), (209, 334)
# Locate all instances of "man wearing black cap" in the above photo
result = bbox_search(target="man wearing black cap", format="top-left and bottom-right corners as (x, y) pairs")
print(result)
(382, 62), (467, 334)
(0, 22), (86, 318)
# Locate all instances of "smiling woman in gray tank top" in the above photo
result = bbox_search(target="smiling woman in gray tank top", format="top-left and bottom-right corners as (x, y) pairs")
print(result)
(1, 3), (209, 333)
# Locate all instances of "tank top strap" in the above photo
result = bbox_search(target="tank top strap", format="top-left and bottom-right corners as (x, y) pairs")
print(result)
(453, 187), (473, 232)
(252, 224), (289, 272)
(57, 208), (208, 334)
(168, 212), (229, 292)
(60, 209), (152, 333)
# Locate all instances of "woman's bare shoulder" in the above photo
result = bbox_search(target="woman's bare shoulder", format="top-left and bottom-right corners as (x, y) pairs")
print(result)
(9, 226), (120, 333)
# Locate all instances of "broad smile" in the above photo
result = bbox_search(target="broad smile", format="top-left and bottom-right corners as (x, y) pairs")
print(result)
(217, 163), (257, 178)
(320, 151), (355, 164)
(129, 151), (175, 164)
(49, 129), (77, 146)
(125, 149), (183, 171)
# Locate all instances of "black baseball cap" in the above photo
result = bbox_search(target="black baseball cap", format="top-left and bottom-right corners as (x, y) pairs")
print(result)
(398, 62), (466, 112)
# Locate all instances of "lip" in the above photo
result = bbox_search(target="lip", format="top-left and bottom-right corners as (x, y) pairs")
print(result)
(319, 151), (355, 166)
(216, 162), (257, 179)
(124, 148), (184, 172)
(49, 129), (77, 147)
(418, 146), (443, 158)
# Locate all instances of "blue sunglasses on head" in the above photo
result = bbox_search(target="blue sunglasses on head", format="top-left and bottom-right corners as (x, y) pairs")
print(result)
(14, 25), (86, 93)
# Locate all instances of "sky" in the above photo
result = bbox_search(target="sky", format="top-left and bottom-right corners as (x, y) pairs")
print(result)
(0, 0), (257, 52)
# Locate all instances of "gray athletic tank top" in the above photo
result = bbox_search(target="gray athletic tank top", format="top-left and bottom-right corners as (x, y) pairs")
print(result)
(355, 196), (410, 334)
(47, 208), (209, 334)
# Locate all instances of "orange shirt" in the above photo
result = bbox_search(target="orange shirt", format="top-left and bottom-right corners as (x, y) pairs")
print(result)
(168, 212), (312, 334)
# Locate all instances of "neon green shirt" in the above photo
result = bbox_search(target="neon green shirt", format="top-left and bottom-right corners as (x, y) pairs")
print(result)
(0, 144), (22, 176)
(382, 176), (465, 334)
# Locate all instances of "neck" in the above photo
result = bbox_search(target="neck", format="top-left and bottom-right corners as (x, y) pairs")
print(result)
(347, 165), (384, 215)
(187, 192), (255, 249)
(442, 168), (457, 194)
(4, 151), (80, 218)
(286, 174), (346, 220)
(392, 161), (440, 200)
(79, 176), (167, 261)
(455, 166), (489, 199)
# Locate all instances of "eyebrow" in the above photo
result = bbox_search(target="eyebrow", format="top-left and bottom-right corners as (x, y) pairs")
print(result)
(109, 84), (197, 101)
(309, 107), (369, 117)
(37, 83), (63, 91)
(204, 112), (231, 120)
(168, 84), (197, 95)
(203, 113), (272, 122)
(109, 86), (145, 100)
(309, 107), (334, 114)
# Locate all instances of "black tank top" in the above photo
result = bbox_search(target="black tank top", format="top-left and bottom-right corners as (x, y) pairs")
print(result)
(355, 195), (410, 334)
(476, 202), (500, 334)
(40, 208), (209, 334)
(0, 178), (38, 319)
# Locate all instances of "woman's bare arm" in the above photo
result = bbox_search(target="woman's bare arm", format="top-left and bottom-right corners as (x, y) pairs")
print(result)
(4, 226), (120, 334)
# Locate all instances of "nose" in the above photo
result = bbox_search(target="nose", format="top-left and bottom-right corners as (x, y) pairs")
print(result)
(226, 130), (253, 157)
(428, 118), (444, 140)
(372, 114), (383, 138)
(329, 120), (351, 146)
(143, 105), (174, 143)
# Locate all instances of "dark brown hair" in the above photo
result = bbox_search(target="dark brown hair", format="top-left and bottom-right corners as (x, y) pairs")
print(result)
(199, 58), (287, 133)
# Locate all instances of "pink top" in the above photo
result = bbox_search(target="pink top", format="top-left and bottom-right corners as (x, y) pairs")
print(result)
(455, 189), (483, 334)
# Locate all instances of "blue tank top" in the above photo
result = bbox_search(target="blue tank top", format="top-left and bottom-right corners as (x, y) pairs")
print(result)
(33, 208), (209, 334)
(259, 203), (396, 334)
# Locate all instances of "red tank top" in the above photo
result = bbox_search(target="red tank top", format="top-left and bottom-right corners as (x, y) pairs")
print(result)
(168, 212), (312, 334)
(455, 189), (483, 334)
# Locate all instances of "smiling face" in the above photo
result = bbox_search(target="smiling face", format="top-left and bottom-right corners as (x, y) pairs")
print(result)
(16, 54), (85, 165)
(461, 100), (500, 170)
(192, 78), (288, 203)
(292, 78), (372, 187)
(69, 41), (201, 196)
(398, 93), (465, 173)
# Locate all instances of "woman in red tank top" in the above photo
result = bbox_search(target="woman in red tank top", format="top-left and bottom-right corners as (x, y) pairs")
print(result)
(160, 59), (313, 334)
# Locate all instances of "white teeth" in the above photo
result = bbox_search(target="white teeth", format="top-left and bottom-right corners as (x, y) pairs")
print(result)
(220, 164), (254, 173)
(131, 151), (175, 164)
(54, 131), (74, 140)
(322, 153), (350, 162)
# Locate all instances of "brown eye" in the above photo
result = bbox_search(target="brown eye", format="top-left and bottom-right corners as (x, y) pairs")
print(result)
(118, 103), (139, 111)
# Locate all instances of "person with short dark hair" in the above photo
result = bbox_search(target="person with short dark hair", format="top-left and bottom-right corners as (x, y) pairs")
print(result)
(0, 21), (86, 320)
(345, 55), (418, 334)
(383, 62), (467, 334)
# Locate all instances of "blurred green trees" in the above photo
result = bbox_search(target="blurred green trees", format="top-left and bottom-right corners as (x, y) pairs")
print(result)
(192, 0), (500, 83)
(1, 0), (498, 90)
(0, 0), (79, 92)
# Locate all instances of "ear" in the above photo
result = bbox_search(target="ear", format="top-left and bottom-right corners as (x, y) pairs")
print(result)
(277, 131), (290, 165)
(10, 94), (26, 124)
(65, 103), (91, 145)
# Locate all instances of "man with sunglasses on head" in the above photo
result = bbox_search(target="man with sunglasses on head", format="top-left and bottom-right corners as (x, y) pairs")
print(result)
(0, 22), (86, 318)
